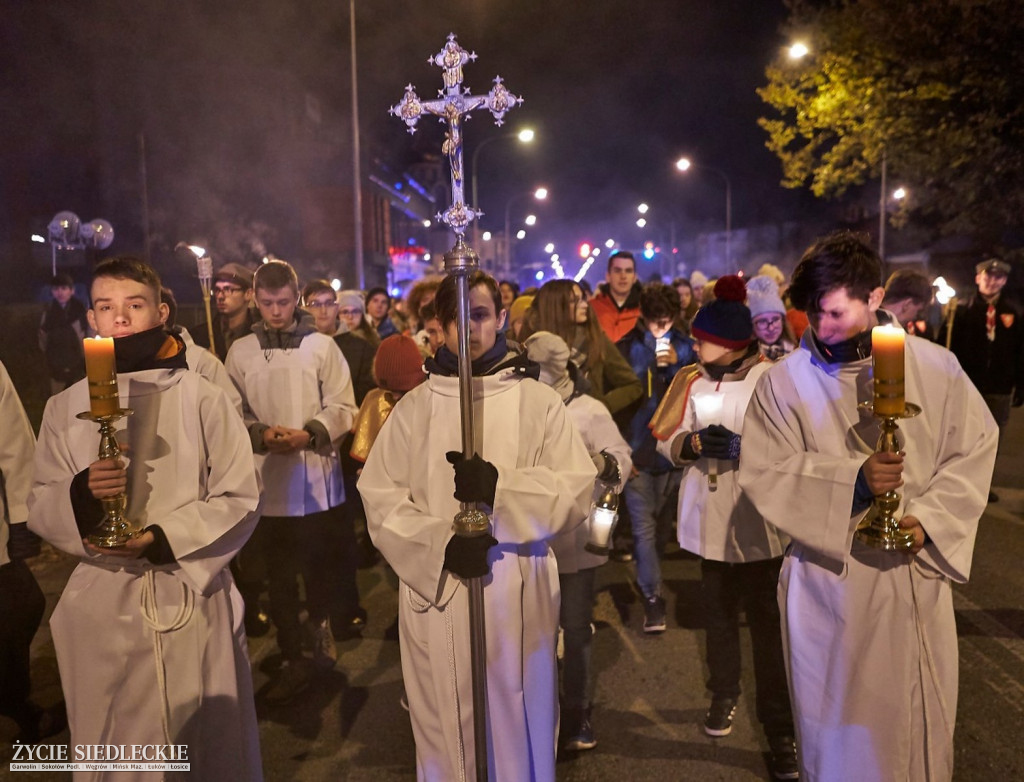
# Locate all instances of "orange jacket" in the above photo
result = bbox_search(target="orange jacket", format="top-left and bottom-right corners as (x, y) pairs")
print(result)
(590, 283), (642, 343)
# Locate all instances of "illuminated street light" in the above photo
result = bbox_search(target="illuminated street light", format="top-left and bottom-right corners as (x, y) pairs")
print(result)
(48, 211), (114, 276)
(422, 219), (432, 227)
(471, 128), (537, 249)
(544, 243), (555, 253)
(638, 203), (649, 215)
(605, 239), (616, 249)
(675, 156), (733, 269)
(636, 218), (647, 228)
(525, 214), (537, 226)
(788, 42), (809, 60)
(504, 187), (549, 275)
(516, 229), (527, 240)
(893, 187), (907, 200)
(482, 231), (492, 241)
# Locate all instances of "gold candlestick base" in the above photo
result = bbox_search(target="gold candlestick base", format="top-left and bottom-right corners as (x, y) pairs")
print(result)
(76, 409), (140, 548)
(855, 402), (920, 551)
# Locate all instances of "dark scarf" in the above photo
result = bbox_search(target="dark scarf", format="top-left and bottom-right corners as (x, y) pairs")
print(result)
(812, 311), (895, 364)
(426, 333), (540, 379)
(113, 325), (187, 373)
(702, 343), (759, 382)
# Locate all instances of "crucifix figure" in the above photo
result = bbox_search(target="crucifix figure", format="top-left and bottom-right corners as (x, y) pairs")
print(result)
(390, 33), (523, 237)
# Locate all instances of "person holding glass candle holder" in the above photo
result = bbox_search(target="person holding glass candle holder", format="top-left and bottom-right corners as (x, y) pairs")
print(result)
(28, 255), (264, 778)
(739, 231), (998, 781)
(650, 276), (797, 779)
(524, 330), (632, 753)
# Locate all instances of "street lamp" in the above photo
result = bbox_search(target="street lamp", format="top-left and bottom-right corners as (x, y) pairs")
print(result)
(48, 211), (114, 276)
(675, 156), (733, 271)
(504, 187), (547, 276)
(788, 42), (809, 60)
(470, 128), (535, 252)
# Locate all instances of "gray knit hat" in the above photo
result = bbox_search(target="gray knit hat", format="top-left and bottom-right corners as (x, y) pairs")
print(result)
(523, 331), (574, 402)
(745, 275), (786, 319)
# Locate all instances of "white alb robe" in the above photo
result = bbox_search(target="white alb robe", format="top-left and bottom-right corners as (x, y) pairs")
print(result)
(28, 368), (263, 782)
(552, 392), (632, 573)
(358, 368), (595, 782)
(739, 333), (997, 782)
(655, 360), (788, 562)
(226, 329), (356, 516)
(0, 361), (35, 566)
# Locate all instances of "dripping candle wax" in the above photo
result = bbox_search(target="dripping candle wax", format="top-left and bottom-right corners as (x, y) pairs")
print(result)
(871, 323), (905, 416)
(84, 336), (119, 417)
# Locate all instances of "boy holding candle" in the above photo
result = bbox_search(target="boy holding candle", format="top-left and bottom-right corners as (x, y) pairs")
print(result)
(28, 255), (264, 778)
(649, 276), (797, 780)
(738, 231), (998, 781)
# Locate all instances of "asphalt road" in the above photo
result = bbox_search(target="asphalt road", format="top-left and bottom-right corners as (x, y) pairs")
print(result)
(4, 411), (1023, 781)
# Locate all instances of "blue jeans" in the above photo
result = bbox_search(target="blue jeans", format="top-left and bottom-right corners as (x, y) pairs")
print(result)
(624, 470), (681, 599)
(559, 567), (597, 710)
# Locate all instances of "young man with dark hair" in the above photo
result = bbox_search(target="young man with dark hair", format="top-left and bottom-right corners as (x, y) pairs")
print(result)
(882, 268), (935, 335)
(617, 283), (694, 632)
(192, 261), (259, 361)
(359, 270), (595, 780)
(739, 231), (998, 780)
(590, 250), (643, 343)
(39, 272), (91, 395)
(29, 254), (263, 777)
(365, 286), (399, 339)
(227, 260), (358, 701)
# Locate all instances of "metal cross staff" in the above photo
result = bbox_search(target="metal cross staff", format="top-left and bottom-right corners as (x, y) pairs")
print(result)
(391, 33), (522, 782)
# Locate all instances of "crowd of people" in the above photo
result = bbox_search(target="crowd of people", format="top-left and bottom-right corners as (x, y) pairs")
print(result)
(0, 230), (1020, 780)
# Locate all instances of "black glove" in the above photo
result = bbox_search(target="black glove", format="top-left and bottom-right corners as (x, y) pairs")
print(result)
(7, 523), (41, 560)
(446, 451), (499, 505)
(443, 533), (499, 579)
(701, 424), (741, 460)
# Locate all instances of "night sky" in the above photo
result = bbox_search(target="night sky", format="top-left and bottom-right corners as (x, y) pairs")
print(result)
(1, 0), (824, 289)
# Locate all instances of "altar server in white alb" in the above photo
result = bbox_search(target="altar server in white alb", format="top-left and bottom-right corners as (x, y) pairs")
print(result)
(738, 232), (998, 782)
(28, 255), (264, 781)
(359, 272), (596, 781)
(226, 260), (358, 702)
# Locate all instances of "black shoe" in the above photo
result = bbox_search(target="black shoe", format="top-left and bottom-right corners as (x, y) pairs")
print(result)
(643, 595), (666, 634)
(264, 659), (311, 705)
(768, 734), (800, 779)
(562, 707), (597, 751)
(703, 696), (738, 737)
(244, 606), (271, 638)
(332, 607), (368, 640)
(608, 546), (633, 562)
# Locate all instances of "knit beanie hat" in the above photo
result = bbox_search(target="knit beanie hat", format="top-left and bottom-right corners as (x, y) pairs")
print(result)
(689, 270), (709, 290)
(337, 289), (365, 312)
(756, 263), (786, 287)
(373, 334), (426, 393)
(508, 294), (534, 324)
(745, 275), (786, 319)
(523, 331), (574, 402)
(690, 275), (753, 349)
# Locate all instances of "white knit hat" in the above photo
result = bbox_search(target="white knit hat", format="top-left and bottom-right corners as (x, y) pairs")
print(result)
(689, 270), (709, 290)
(745, 275), (786, 319)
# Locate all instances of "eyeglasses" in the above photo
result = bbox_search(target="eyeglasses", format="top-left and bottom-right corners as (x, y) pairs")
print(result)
(339, 308), (363, 317)
(306, 300), (338, 310)
(754, 315), (783, 328)
(213, 286), (244, 296)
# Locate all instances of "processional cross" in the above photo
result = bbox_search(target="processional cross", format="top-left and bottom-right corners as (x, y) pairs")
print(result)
(390, 33), (523, 236)
(390, 35), (523, 782)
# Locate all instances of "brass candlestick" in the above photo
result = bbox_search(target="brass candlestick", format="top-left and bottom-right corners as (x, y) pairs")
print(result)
(855, 401), (920, 550)
(76, 408), (140, 548)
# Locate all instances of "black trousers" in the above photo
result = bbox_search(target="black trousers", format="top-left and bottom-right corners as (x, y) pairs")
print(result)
(263, 506), (360, 660)
(0, 559), (46, 723)
(700, 556), (794, 738)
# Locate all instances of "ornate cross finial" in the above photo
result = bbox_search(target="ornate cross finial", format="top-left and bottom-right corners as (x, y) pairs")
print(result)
(390, 33), (523, 237)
